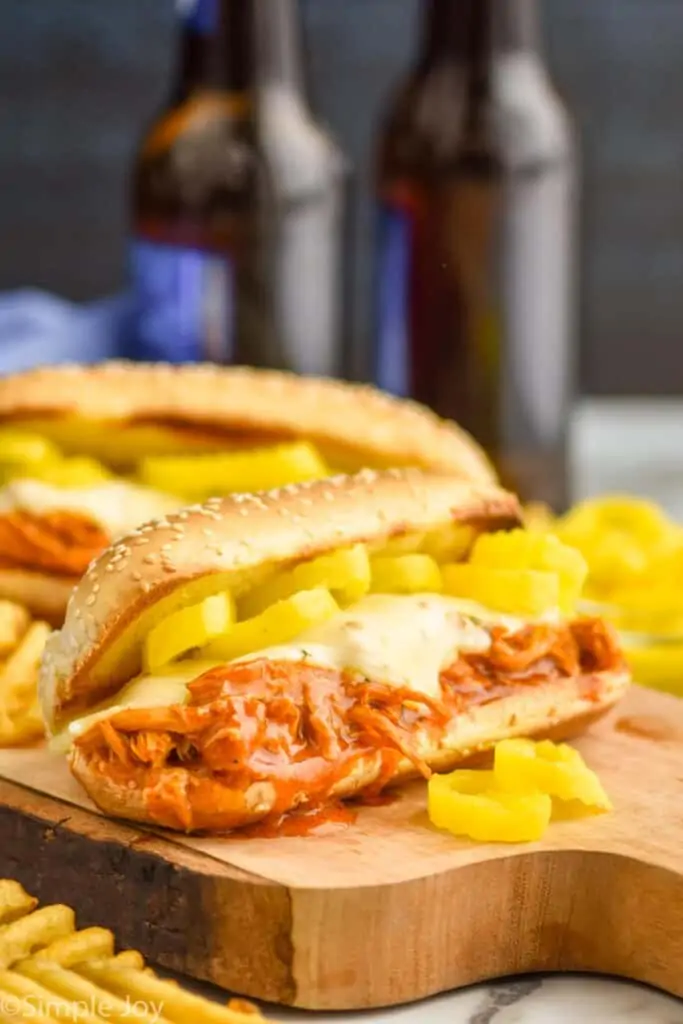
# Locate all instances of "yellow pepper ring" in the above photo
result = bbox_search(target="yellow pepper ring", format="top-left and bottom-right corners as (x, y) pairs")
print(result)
(427, 769), (552, 844)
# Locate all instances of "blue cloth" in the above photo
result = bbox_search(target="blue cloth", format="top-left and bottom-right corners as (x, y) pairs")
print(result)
(0, 289), (132, 373)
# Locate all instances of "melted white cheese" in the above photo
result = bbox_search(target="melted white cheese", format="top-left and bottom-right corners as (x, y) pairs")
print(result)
(55, 594), (560, 748)
(0, 479), (179, 538)
(50, 660), (221, 752)
(234, 594), (496, 699)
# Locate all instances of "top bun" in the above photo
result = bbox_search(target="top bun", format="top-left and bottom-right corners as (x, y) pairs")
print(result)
(0, 361), (494, 482)
(39, 469), (520, 732)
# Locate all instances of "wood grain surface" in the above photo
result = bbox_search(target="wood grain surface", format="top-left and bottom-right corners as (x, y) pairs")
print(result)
(0, 683), (681, 1010)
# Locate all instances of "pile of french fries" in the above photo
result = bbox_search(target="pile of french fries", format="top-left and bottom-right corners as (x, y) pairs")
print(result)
(0, 603), (50, 747)
(0, 880), (269, 1023)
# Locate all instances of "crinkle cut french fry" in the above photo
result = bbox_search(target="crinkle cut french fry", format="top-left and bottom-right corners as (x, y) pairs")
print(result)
(78, 962), (265, 1024)
(0, 969), (98, 1023)
(0, 905), (75, 970)
(0, 879), (270, 1023)
(38, 928), (114, 967)
(0, 621), (51, 709)
(0, 699), (44, 747)
(0, 618), (50, 747)
(0, 984), (54, 1024)
(0, 881), (37, 926)
(0, 602), (30, 658)
(17, 960), (168, 1024)
(110, 949), (145, 970)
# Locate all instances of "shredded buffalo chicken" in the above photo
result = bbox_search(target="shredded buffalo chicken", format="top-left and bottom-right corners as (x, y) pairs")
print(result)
(75, 618), (625, 832)
(0, 510), (109, 575)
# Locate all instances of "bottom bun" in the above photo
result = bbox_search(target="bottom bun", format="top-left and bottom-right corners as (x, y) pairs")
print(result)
(0, 569), (73, 624)
(69, 669), (629, 833)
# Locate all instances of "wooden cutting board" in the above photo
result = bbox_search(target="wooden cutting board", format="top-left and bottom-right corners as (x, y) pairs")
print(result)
(0, 682), (682, 1011)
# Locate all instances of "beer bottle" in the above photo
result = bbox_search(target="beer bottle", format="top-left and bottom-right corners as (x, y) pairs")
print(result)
(374, 0), (577, 509)
(256, 0), (350, 378)
(128, 0), (280, 367)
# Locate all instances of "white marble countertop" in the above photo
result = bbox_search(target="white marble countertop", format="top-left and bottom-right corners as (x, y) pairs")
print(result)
(202, 399), (683, 1022)
(258, 977), (683, 1023)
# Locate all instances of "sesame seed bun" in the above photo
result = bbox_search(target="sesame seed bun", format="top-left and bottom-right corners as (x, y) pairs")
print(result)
(0, 362), (495, 481)
(40, 469), (520, 732)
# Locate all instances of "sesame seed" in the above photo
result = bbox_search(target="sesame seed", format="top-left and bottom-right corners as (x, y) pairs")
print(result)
(132, 571), (143, 582)
(132, 537), (150, 547)
(143, 554), (157, 565)
(85, 595), (96, 607)
(105, 563), (115, 573)
(202, 527), (214, 537)
(162, 563), (176, 574)
(141, 580), (151, 593)
(238, 508), (250, 517)
(177, 511), (190, 520)
(161, 543), (172, 552)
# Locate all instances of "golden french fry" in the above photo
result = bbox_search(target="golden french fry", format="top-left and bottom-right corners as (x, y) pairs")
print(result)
(0, 882), (37, 926)
(0, 983), (55, 1024)
(0, 698), (45, 747)
(39, 928), (114, 968)
(18, 960), (165, 1024)
(0, 879), (269, 1024)
(0, 906), (75, 970)
(0, 622), (52, 710)
(79, 962), (263, 1024)
(0, 603), (30, 658)
(0, 969), (97, 1023)
(110, 950), (145, 970)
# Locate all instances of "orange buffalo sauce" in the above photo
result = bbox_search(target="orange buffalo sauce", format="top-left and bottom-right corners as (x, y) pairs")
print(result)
(75, 618), (624, 833)
(0, 510), (109, 576)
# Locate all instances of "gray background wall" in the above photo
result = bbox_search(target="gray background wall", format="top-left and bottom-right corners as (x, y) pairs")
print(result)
(1, 0), (681, 395)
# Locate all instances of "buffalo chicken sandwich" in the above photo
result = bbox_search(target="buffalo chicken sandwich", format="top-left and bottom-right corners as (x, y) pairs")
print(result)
(39, 470), (630, 833)
(0, 361), (494, 484)
(0, 362), (494, 620)
(0, 476), (178, 622)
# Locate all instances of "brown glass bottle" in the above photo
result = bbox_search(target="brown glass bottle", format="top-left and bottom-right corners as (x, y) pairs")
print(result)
(374, 0), (577, 510)
(128, 0), (281, 367)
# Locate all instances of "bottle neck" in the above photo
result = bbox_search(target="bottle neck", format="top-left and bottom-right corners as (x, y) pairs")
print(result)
(175, 0), (257, 99)
(417, 0), (541, 69)
(256, 0), (306, 97)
